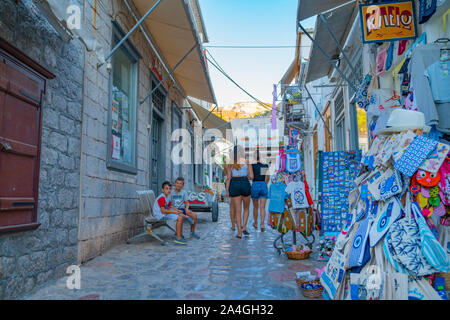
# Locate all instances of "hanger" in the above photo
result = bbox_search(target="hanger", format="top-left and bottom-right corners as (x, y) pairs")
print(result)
(443, 9), (450, 33)
(435, 38), (450, 61)
(405, 32), (427, 59)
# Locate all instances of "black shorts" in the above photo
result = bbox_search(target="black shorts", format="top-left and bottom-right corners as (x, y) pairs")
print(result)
(229, 177), (251, 197)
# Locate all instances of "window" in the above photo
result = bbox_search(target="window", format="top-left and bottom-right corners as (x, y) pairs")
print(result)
(107, 25), (138, 173)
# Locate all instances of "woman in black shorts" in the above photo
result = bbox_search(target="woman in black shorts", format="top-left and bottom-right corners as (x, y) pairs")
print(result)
(226, 146), (254, 238)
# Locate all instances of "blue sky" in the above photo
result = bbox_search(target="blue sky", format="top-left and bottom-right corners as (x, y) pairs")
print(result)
(198, 0), (315, 107)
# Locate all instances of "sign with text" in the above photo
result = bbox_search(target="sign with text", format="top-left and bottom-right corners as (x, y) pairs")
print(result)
(359, 0), (418, 43)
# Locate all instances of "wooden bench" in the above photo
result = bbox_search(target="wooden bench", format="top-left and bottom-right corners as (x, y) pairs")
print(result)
(126, 190), (176, 246)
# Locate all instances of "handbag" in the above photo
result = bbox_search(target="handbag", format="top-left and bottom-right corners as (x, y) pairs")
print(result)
(408, 278), (442, 300)
(388, 193), (439, 276)
(348, 217), (372, 268)
(368, 168), (403, 201)
(285, 148), (302, 173)
(411, 200), (450, 272)
(355, 74), (372, 111)
(320, 249), (347, 299)
(369, 197), (403, 247)
(394, 135), (438, 177)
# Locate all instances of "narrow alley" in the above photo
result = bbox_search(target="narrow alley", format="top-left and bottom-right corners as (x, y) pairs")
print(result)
(22, 203), (325, 300)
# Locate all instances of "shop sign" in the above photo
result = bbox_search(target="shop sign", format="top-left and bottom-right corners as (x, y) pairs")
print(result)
(359, 0), (418, 43)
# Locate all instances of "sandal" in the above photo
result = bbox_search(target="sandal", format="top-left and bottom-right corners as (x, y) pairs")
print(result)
(236, 234), (242, 239)
(260, 226), (265, 232)
(253, 223), (257, 229)
(243, 229), (250, 236)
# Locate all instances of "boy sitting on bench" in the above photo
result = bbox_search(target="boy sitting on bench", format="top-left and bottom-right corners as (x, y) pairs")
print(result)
(169, 177), (201, 240)
(153, 181), (189, 245)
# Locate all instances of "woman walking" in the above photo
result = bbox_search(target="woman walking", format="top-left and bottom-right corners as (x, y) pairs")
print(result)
(225, 163), (237, 231)
(226, 145), (254, 238)
(251, 150), (269, 232)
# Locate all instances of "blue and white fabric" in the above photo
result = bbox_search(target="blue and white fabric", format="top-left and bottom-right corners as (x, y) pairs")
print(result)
(394, 135), (438, 177)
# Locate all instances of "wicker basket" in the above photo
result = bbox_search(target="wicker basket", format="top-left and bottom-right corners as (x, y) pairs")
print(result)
(284, 249), (312, 260)
(300, 280), (324, 299)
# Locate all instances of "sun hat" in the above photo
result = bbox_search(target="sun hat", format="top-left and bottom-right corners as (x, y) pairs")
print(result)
(379, 109), (431, 134)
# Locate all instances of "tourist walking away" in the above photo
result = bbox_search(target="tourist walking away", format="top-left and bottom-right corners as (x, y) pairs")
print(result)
(226, 146), (254, 238)
(153, 181), (189, 245)
(225, 163), (237, 231)
(169, 177), (201, 239)
(251, 150), (270, 232)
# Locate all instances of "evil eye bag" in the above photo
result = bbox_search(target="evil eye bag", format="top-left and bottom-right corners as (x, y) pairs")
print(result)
(285, 148), (302, 173)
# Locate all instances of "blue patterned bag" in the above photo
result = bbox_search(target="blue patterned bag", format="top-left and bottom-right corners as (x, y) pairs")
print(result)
(410, 200), (450, 272)
(387, 194), (438, 276)
(394, 135), (438, 177)
(348, 217), (371, 268)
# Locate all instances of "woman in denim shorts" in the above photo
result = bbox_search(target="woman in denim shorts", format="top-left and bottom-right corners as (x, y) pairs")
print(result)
(251, 150), (269, 232)
(226, 146), (254, 238)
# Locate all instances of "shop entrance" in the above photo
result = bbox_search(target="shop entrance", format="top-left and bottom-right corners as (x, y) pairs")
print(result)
(150, 112), (163, 194)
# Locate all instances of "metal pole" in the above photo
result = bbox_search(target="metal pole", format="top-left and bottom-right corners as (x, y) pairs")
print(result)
(304, 85), (332, 138)
(99, 0), (163, 68)
(319, 14), (358, 75)
(140, 43), (198, 105)
(298, 22), (357, 93)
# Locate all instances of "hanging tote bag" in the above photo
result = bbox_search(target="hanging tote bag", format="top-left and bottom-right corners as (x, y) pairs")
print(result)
(411, 200), (450, 272)
(285, 148), (302, 173)
(388, 193), (438, 276)
(369, 196), (403, 247)
(348, 217), (372, 268)
(320, 249), (347, 299)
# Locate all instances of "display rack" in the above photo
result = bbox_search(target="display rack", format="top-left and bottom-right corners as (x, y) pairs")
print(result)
(268, 170), (316, 256)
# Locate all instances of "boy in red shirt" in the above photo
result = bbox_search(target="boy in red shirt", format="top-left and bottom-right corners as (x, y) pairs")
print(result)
(153, 181), (189, 245)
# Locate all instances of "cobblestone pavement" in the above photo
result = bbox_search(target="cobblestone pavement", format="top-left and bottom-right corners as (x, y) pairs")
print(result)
(23, 203), (326, 300)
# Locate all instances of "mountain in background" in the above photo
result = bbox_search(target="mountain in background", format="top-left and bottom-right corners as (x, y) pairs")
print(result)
(212, 101), (271, 121)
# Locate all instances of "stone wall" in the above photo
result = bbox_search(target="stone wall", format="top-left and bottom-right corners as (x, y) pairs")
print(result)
(77, 0), (186, 263)
(0, 0), (83, 299)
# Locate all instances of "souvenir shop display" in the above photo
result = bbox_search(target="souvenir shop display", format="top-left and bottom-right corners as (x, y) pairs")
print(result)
(320, 109), (450, 300)
(318, 150), (362, 260)
(269, 147), (316, 258)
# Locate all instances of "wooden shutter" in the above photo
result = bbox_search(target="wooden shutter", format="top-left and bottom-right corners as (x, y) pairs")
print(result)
(0, 42), (53, 233)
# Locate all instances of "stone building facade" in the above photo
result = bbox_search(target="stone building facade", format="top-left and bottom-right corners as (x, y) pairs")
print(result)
(0, 0), (214, 299)
(77, 0), (205, 263)
(0, 0), (84, 299)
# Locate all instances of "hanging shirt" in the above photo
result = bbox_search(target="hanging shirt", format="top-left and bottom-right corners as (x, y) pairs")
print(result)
(425, 61), (450, 103)
(268, 182), (288, 213)
(409, 44), (443, 126)
(285, 181), (309, 209)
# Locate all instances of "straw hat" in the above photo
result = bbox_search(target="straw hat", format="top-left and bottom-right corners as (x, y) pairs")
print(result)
(378, 109), (431, 134)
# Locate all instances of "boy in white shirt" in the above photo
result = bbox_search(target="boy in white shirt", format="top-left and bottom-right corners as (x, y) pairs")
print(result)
(153, 181), (188, 245)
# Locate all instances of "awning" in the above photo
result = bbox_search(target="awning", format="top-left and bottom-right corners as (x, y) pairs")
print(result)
(188, 99), (232, 139)
(297, 0), (355, 21)
(280, 59), (297, 85)
(133, 0), (216, 104)
(304, 1), (357, 83)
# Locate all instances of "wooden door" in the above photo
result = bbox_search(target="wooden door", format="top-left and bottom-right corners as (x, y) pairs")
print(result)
(0, 52), (46, 233)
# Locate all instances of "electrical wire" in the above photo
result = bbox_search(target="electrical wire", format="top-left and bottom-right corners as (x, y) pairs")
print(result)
(205, 49), (279, 112)
(203, 45), (311, 49)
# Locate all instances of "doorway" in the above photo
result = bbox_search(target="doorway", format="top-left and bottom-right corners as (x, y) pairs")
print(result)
(150, 112), (163, 193)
